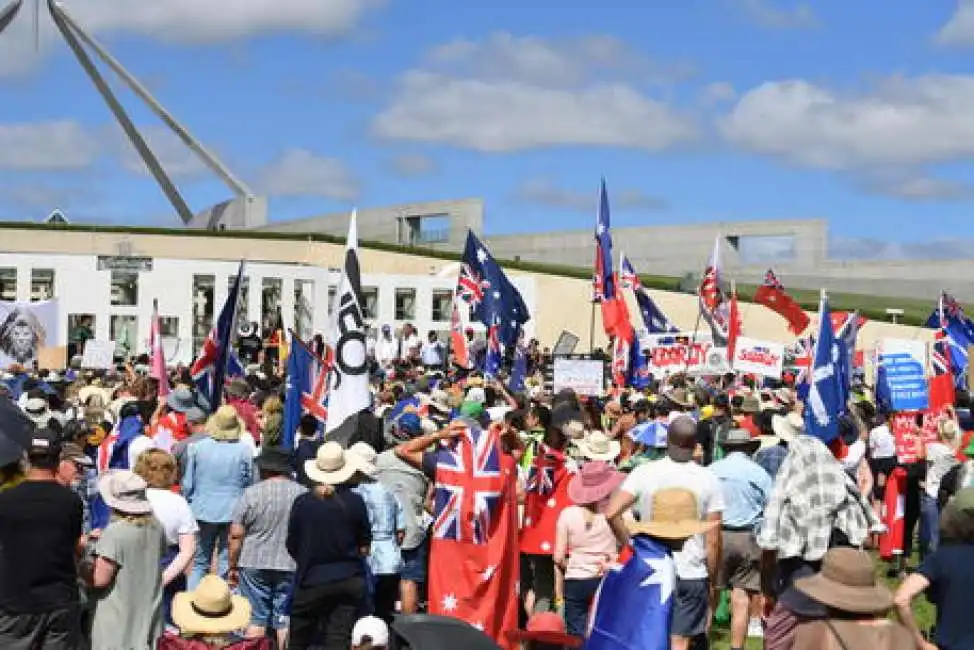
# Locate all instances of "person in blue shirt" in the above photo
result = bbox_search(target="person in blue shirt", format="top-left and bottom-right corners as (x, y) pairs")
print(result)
(709, 428), (773, 650)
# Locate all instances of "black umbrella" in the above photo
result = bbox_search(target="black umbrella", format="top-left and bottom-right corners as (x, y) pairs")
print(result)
(391, 615), (502, 650)
(0, 396), (35, 466)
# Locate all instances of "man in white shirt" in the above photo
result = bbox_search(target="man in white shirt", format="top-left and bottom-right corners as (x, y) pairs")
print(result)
(402, 324), (422, 364)
(605, 416), (724, 650)
(420, 331), (445, 370)
(374, 325), (401, 371)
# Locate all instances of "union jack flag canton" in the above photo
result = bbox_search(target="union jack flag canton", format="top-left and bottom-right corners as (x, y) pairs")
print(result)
(932, 336), (951, 376)
(433, 423), (504, 544)
(526, 456), (555, 496)
(457, 263), (490, 308)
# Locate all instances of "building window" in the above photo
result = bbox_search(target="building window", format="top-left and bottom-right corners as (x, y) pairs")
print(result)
(192, 275), (215, 354)
(110, 315), (138, 359)
(230, 275), (250, 326)
(67, 314), (95, 361)
(431, 290), (452, 322)
(395, 288), (416, 321)
(111, 270), (139, 306)
(261, 278), (283, 336)
(361, 287), (379, 321)
(328, 287), (337, 312)
(159, 316), (179, 338)
(31, 269), (55, 301)
(0, 268), (16, 301)
(294, 279), (315, 341)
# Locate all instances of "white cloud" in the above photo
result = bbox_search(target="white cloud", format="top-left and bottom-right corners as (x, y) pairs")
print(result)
(257, 149), (359, 200)
(936, 0), (974, 47)
(387, 154), (436, 177)
(721, 75), (974, 169)
(0, 0), (376, 76)
(515, 178), (668, 212)
(372, 33), (698, 153)
(0, 121), (99, 170)
(733, 0), (818, 29)
(114, 125), (210, 179)
(830, 236), (974, 260)
(855, 172), (974, 201)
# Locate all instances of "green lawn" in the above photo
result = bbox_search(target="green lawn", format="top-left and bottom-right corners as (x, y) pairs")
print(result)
(708, 555), (935, 650)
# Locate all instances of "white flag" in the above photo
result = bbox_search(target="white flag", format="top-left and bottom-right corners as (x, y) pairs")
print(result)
(324, 211), (370, 433)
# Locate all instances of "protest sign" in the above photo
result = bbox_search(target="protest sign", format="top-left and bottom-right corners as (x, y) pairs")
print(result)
(878, 339), (929, 412)
(732, 337), (785, 378)
(553, 358), (604, 396)
(81, 340), (116, 369)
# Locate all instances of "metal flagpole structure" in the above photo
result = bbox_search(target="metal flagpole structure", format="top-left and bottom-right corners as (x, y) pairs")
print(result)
(0, 0), (267, 230)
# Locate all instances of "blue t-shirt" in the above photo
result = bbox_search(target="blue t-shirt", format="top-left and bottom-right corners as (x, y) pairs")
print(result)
(918, 544), (974, 650)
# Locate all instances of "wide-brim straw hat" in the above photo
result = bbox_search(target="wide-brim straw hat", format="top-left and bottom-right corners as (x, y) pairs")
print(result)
(772, 411), (805, 444)
(626, 487), (717, 540)
(206, 405), (243, 441)
(305, 441), (367, 486)
(98, 470), (153, 515)
(172, 575), (251, 635)
(793, 548), (893, 614)
(568, 461), (624, 505)
(346, 441), (379, 477)
(576, 431), (621, 462)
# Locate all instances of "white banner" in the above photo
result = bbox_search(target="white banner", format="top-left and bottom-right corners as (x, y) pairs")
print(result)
(0, 299), (59, 369)
(731, 337), (785, 378)
(648, 341), (729, 376)
(552, 358), (605, 396)
(81, 340), (116, 370)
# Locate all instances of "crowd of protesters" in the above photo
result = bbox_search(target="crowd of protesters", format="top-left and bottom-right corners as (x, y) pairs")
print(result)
(0, 322), (971, 650)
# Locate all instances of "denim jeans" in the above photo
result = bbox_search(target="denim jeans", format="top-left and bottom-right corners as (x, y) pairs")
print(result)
(190, 521), (230, 589)
(919, 492), (941, 558)
(563, 577), (601, 637)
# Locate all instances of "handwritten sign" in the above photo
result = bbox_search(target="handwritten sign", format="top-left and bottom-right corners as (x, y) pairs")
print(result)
(552, 358), (605, 396)
(81, 340), (116, 370)
(732, 337), (784, 378)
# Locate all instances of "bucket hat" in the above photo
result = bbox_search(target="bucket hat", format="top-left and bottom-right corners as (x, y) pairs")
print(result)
(98, 470), (153, 515)
(568, 461), (624, 505)
(793, 548), (893, 614)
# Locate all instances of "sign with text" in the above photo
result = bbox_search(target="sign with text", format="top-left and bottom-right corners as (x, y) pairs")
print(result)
(96, 256), (153, 272)
(81, 340), (116, 370)
(732, 337), (785, 378)
(890, 412), (923, 465)
(552, 358), (605, 396)
(878, 339), (929, 412)
(648, 342), (729, 376)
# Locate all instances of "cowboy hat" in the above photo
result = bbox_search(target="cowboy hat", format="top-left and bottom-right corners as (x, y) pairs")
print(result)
(772, 412), (804, 443)
(166, 386), (208, 424)
(568, 461), (625, 505)
(205, 405), (243, 441)
(172, 575), (251, 635)
(504, 612), (583, 648)
(98, 470), (153, 516)
(576, 431), (621, 462)
(255, 446), (293, 475)
(719, 428), (761, 454)
(793, 548), (893, 614)
(347, 441), (379, 477)
(626, 487), (717, 540)
(663, 387), (693, 408)
(305, 441), (367, 486)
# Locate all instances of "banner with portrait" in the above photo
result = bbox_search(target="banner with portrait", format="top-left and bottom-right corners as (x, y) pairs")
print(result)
(0, 300), (60, 369)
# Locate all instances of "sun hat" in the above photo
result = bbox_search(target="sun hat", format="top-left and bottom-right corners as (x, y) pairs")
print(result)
(23, 397), (52, 427)
(78, 385), (110, 407)
(172, 574), (251, 635)
(205, 405), (243, 441)
(719, 428), (761, 454)
(98, 470), (153, 515)
(568, 461), (625, 505)
(347, 442), (379, 477)
(663, 387), (693, 408)
(793, 548), (893, 614)
(576, 431), (622, 462)
(627, 487), (717, 540)
(304, 441), (366, 486)
(61, 442), (93, 468)
(255, 446), (293, 475)
(504, 611), (583, 648)
(772, 411), (804, 443)
(166, 386), (209, 424)
(352, 615), (390, 647)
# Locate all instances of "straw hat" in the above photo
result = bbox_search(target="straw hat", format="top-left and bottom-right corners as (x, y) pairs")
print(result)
(347, 441), (379, 477)
(98, 470), (153, 515)
(576, 431), (621, 462)
(568, 461), (624, 505)
(205, 405), (243, 441)
(172, 575), (251, 634)
(663, 387), (693, 408)
(793, 548), (893, 614)
(304, 441), (367, 486)
(626, 487), (717, 540)
(772, 412), (804, 443)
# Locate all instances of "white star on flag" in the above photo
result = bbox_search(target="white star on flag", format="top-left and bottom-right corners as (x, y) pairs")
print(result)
(640, 555), (675, 604)
(441, 593), (458, 612)
(493, 291), (501, 299)
(477, 248), (489, 263)
(596, 223), (606, 236)
(481, 565), (496, 582)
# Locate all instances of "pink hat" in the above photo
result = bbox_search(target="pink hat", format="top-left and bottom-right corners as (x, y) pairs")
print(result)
(505, 612), (583, 648)
(567, 461), (625, 505)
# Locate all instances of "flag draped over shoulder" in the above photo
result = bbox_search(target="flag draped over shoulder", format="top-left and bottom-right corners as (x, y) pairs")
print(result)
(324, 211), (370, 434)
(519, 445), (571, 555)
(428, 420), (519, 649)
(587, 535), (676, 650)
(753, 269), (810, 335)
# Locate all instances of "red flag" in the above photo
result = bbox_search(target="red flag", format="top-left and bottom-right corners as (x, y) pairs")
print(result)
(450, 299), (470, 369)
(519, 445), (572, 555)
(726, 289), (741, 361)
(150, 299), (170, 398)
(428, 423), (519, 649)
(880, 466), (906, 561)
(753, 269), (810, 335)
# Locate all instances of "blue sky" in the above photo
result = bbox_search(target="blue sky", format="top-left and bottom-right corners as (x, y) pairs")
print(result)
(1, 0), (973, 259)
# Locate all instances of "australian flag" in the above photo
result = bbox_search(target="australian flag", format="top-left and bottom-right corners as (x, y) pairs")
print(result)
(461, 231), (530, 347)
(805, 293), (845, 443)
(587, 535), (676, 650)
(282, 339), (328, 448)
(925, 292), (974, 390)
(508, 341), (528, 392)
(190, 261), (245, 411)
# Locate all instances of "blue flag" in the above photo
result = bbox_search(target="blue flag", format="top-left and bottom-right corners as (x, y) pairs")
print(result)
(628, 332), (652, 390)
(634, 286), (679, 334)
(804, 294), (844, 443)
(508, 342), (528, 392)
(460, 231), (530, 347)
(587, 535), (675, 650)
(283, 341), (316, 449)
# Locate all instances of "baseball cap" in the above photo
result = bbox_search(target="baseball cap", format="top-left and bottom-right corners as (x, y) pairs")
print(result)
(351, 615), (389, 646)
(61, 443), (93, 468)
(28, 428), (62, 459)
